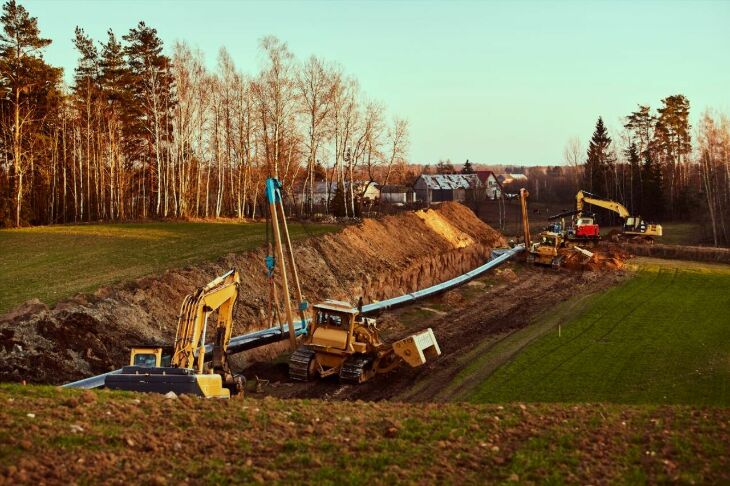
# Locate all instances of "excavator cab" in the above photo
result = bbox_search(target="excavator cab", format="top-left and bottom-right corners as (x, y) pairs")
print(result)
(129, 347), (163, 367)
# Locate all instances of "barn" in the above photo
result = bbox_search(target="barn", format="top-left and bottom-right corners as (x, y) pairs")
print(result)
(413, 174), (481, 205)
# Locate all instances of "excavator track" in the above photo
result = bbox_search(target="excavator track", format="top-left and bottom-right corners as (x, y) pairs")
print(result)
(339, 355), (374, 383)
(289, 347), (317, 381)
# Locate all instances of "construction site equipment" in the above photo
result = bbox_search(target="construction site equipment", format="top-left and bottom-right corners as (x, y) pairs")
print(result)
(104, 270), (244, 398)
(65, 246), (525, 391)
(548, 209), (600, 242)
(521, 188), (593, 269)
(527, 231), (565, 269)
(264, 178), (309, 351)
(521, 188), (561, 268)
(575, 190), (663, 242)
(289, 299), (441, 383)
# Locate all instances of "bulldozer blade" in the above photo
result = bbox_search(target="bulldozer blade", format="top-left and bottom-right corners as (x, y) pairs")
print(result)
(392, 328), (441, 368)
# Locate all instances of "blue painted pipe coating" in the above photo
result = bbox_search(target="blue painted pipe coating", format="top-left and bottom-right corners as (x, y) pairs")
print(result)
(360, 245), (524, 314)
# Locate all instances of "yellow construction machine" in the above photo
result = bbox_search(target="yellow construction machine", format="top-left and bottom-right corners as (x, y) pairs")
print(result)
(576, 190), (663, 242)
(105, 270), (244, 398)
(289, 299), (441, 383)
(521, 188), (592, 268)
(526, 231), (566, 269)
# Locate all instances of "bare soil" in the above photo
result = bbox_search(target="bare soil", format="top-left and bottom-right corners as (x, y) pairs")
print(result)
(246, 261), (629, 402)
(0, 203), (505, 384)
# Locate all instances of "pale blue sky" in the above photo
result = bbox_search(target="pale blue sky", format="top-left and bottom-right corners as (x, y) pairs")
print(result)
(23, 0), (730, 165)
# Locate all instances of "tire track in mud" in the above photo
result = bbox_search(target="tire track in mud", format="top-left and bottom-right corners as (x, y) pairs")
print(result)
(250, 265), (628, 402)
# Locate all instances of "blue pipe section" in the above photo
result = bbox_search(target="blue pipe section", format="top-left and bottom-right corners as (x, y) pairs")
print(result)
(360, 244), (524, 314)
(62, 320), (308, 390)
(62, 245), (523, 390)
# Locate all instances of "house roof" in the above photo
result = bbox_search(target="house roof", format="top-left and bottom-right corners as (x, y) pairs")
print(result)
(475, 170), (501, 185)
(417, 174), (481, 190)
(381, 184), (411, 193)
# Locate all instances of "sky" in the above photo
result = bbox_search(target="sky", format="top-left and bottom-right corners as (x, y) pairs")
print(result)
(23, 0), (730, 166)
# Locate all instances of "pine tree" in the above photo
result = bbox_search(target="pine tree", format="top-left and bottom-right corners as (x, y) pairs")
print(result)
(123, 21), (175, 216)
(640, 152), (663, 220)
(625, 142), (642, 214)
(651, 94), (691, 217)
(461, 159), (474, 174)
(0, 0), (60, 226)
(435, 159), (455, 174)
(584, 117), (613, 196)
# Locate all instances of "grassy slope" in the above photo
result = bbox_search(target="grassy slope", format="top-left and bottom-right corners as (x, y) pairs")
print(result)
(464, 258), (730, 406)
(0, 221), (337, 314)
(0, 385), (727, 484)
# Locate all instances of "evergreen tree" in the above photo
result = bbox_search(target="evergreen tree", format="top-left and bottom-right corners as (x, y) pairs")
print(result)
(584, 117), (614, 195)
(123, 21), (174, 216)
(0, 0), (60, 225)
(651, 94), (690, 217)
(640, 152), (663, 220)
(435, 159), (455, 174)
(461, 159), (474, 174)
(625, 142), (642, 214)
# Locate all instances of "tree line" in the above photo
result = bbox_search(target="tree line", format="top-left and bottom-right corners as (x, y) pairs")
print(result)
(0, 0), (409, 227)
(577, 95), (729, 246)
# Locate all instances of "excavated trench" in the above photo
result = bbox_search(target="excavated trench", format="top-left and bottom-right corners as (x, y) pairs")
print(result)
(0, 203), (505, 385)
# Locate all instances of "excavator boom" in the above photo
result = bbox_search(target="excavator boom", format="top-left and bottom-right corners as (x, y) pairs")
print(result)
(105, 270), (242, 398)
(576, 190), (630, 218)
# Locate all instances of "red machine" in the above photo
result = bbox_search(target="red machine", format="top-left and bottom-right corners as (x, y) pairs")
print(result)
(574, 216), (599, 239)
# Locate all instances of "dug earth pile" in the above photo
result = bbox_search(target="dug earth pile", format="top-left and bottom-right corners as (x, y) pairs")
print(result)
(0, 202), (505, 384)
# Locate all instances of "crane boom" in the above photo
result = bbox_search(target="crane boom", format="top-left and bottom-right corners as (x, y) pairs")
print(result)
(576, 190), (630, 218)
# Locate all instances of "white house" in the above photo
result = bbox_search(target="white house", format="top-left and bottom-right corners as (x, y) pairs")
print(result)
(475, 171), (503, 199)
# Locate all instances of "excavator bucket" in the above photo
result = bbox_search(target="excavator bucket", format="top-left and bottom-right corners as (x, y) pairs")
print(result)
(392, 328), (441, 368)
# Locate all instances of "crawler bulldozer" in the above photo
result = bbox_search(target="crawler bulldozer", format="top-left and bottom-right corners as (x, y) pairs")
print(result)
(289, 299), (441, 383)
(526, 231), (565, 269)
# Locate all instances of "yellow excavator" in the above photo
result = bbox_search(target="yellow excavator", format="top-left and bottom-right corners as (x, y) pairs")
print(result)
(521, 188), (593, 268)
(576, 190), (663, 242)
(289, 299), (441, 383)
(105, 270), (244, 398)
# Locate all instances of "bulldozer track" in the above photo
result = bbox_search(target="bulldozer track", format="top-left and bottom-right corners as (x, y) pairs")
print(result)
(339, 355), (374, 383)
(289, 347), (316, 381)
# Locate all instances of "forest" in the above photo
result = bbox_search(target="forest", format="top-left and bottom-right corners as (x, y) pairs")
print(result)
(0, 0), (409, 226)
(1, 0), (728, 246)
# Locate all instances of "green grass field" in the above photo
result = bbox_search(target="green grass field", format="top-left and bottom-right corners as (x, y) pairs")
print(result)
(0, 385), (727, 484)
(0, 221), (337, 314)
(463, 258), (730, 406)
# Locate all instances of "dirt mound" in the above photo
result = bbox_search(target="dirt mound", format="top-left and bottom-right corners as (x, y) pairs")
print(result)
(561, 244), (631, 271)
(0, 203), (505, 384)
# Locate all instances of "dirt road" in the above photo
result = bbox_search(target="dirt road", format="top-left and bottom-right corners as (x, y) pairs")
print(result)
(247, 261), (628, 402)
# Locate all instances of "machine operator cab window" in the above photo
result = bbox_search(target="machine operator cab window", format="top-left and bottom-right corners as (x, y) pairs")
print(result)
(133, 353), (158, 367)
(317, 310), (344, 328)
